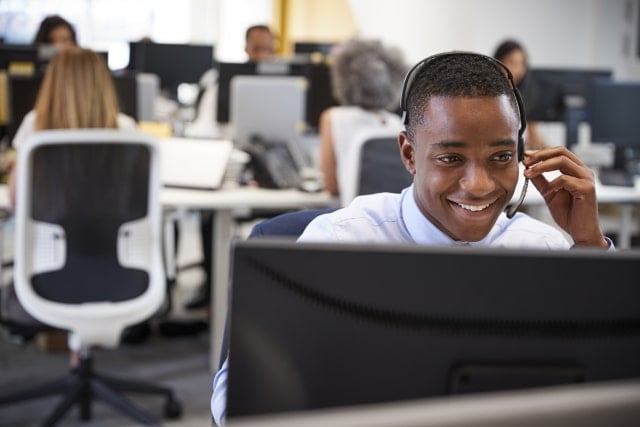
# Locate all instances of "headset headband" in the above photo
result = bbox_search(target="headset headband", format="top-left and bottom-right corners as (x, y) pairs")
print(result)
(399, 51), (527, 161)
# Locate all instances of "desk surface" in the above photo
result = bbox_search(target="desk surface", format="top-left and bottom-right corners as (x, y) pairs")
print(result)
(161, 185), (337, 210)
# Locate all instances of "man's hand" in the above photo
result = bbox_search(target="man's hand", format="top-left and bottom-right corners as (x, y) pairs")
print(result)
(523, 147), (608, 248)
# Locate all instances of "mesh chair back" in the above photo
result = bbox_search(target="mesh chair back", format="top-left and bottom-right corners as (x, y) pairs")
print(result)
(30, 143), (151, 303)
(356, 136), (412, 196)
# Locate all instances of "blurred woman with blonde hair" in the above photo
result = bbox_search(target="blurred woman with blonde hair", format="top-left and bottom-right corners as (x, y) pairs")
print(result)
(10, 47), (136, 201)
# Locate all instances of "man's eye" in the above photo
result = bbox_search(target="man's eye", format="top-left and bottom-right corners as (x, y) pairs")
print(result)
(437, 155), (460, 164)
(493, 153), (514, 162)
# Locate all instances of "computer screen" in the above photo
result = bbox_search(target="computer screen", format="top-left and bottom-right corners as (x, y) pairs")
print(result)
(216, 60), (337, 130)
(0, 44), (56, 72)
(293, 42), (336, 57)
(127, 42), (214, 95)
(590, 80), (640, 146)
(590, 80), (640, 173)
(6, 72), (139, 145)
(519, 68), (612, 147)
(226, 240), (640, 419)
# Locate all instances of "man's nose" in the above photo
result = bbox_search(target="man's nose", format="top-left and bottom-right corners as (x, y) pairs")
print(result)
(460, 164), (495, 196)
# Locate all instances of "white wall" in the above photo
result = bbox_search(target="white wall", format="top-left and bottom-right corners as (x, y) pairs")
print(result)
(348, 0), (640, 80)
(214, 0), (272, 62)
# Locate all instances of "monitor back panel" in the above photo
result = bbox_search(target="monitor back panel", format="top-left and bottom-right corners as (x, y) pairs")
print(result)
(227, 240), (640, 418)
(230, 75), (307, 149)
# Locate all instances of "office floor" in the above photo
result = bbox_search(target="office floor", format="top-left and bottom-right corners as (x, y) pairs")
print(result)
(0, 212), (216, 427)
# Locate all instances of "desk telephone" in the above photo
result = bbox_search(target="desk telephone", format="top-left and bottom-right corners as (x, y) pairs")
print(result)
(245, 136), (303, 189)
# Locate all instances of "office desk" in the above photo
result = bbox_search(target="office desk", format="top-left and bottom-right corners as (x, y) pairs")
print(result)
(161, 186), (338, 370)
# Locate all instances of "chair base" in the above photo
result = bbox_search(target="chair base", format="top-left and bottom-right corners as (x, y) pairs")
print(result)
(0, 353), (182, 426)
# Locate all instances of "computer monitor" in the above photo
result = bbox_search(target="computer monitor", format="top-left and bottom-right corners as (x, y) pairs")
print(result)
(589, 80), (640, 173)
(0, 44), (56, 72)
(6, 72), (139, 145)
(293, 42), (336, 57)
(519, 68), (612, 147)
(216, 61), (337, 130)
(226, 240), (640, 419)
(127, 42), (214, 96)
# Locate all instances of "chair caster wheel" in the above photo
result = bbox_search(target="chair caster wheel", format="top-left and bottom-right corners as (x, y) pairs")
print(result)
(164, 398), (182, 419)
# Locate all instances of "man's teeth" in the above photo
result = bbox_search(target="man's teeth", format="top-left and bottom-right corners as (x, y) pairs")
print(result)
(457, 202), (491, 212)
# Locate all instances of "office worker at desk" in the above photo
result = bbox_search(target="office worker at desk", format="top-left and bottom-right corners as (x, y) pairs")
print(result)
(9, 47), (136, 202)
(5, 46), (137, 367)
(33, 14), (78, 50)
(493, 39), (548, 150)
(187, 24), (276, 138)
(319, 38), (408, 206)
(183, 24), (277, 310)
(211, 52), (612, 426)
(300, 52), (610, 249)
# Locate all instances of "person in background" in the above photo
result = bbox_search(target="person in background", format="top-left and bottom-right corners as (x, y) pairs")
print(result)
(186, 24), (276, 138)
(33, 14), (77, 49)
(319, 38), (408, 206)
(493, 39), (548, 150)
(183, 25), (277, 310)
(10, 47), (136, 203)
(300, 52), (610, 248)
(243, 24), (276, 62)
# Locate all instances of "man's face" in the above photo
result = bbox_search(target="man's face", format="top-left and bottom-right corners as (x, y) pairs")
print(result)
(399, 95), (520, 242)
(245, 29), (274, 62)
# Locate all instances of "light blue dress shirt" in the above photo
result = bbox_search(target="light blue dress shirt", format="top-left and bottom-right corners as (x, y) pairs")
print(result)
(298, 185), (571, 248)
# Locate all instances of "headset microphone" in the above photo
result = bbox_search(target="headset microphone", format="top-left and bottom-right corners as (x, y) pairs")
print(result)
(505, 176), (529, 219)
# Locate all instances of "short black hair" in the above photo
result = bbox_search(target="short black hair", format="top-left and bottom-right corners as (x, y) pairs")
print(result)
(33, 15), (77, 45)
(405, 53), (519, 140)
(493, 39), (525, 63)
(245, 25), (272, 42)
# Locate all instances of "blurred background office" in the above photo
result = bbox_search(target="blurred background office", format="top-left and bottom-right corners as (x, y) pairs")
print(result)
(2, 0), (639, 148)
(1, 0), (640, 425)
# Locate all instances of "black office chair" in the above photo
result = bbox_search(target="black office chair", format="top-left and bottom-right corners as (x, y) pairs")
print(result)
(356, 132), (413, 197)
(0, 130), (181, 426)
(248, 207), (338, 238)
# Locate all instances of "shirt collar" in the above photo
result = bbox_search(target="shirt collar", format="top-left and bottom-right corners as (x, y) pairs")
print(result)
(401, 184), (507, 246)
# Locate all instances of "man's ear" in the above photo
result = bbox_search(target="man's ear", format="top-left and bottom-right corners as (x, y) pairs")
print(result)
(398, 130), (416, 175)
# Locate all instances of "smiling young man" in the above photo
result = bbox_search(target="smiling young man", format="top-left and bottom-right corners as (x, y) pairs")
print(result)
(297, 52), (610, 249)
(211, 52), (611, 427)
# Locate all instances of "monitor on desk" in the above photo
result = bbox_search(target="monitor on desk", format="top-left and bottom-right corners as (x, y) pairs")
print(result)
(293, 42), (337, 60)
(216, 60), (337, 130)
(231, 75), (307, 148)
(590, 80), (640, 174)
(127, 42), (214, 97)
(0, 44), (56, 72)
(227, 240), (640, 419)
(519, 68), (612, 147)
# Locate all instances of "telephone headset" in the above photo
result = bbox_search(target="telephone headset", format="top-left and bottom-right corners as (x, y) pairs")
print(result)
(399, 52), (528, 218)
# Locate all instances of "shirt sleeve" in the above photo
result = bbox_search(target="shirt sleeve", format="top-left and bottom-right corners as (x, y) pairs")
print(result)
(297, 214), (337, 242)
(211, 357), (228, 426)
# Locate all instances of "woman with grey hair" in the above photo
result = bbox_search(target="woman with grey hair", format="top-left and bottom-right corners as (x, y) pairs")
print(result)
(319, 38), (408, 205)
